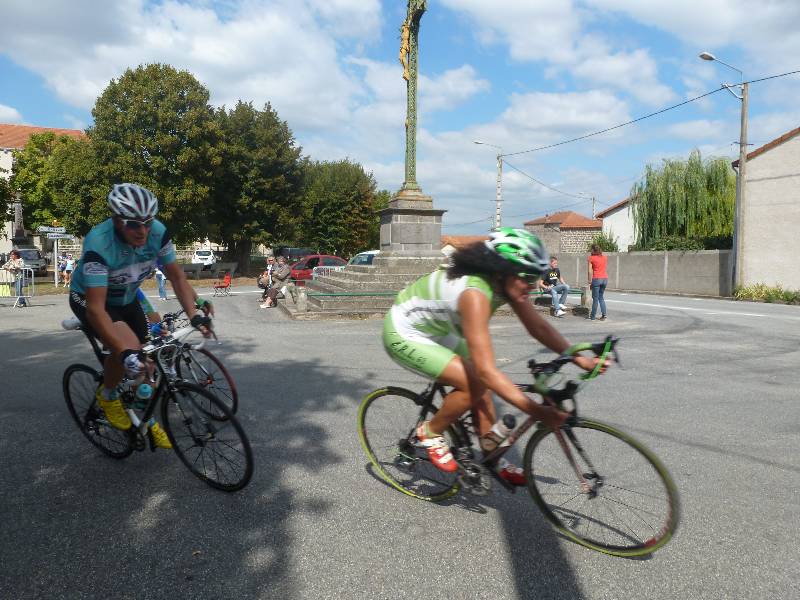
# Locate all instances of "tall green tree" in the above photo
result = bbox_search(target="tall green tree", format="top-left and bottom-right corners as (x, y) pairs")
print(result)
(629, 149), (735, 249)
(90, 63), (221, 243)
(211, 101), (304, 266)
(8, 132), (64, 230)
(299, 160), (382, 256)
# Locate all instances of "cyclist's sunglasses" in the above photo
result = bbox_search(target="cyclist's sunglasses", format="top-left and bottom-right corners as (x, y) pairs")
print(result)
(118, 217), (154, 230)
(519, 274), (540, 285)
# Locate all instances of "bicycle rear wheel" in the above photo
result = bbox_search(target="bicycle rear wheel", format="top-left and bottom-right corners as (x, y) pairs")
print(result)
(161, 382), (253, 491)
(523, 418), (679, 557)
(358, 387), (459, 502)
(62, 364), (133, 459)
(175, 347), (238, 417)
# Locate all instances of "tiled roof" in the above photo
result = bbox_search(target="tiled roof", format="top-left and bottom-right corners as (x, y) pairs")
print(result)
(731, 126), (800, 167)
(0, 123), (85, 149)
(441, 235), (489, 249)
(596, 197), (630, 219)
(523, 210), (602, 229)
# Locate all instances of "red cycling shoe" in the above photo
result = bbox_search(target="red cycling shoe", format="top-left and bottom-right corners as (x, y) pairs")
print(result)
(416, 423), (458, 473)
(498, 464), (526, 486)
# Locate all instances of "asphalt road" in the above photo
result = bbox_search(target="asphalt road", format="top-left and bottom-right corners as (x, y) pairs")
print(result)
(1, 290), (797, 599)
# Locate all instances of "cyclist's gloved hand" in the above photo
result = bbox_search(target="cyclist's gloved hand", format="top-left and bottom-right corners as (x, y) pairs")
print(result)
(190, 313), (213, 338)
(195, 297), (214, 316)
(149, 323), (163, 337)
(120, 349), (145, 379)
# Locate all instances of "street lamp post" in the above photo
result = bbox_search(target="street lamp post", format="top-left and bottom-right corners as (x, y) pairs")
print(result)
(473, 140), (503, 230)
(700, 51), (749, 290)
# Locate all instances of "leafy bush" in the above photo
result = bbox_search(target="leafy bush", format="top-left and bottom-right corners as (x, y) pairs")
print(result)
(734, 283), (800, 304)
(629, 234), (731, 251)
(587, 231), (619, 253)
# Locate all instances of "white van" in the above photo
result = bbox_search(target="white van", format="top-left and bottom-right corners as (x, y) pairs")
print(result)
(191, 249), (216, 268)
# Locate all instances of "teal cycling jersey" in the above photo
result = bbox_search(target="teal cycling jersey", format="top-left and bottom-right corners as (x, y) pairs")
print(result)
(70, 218), (176, 306)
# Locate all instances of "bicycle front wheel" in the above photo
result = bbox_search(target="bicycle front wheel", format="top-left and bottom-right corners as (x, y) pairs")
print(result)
(358, 387), (459, 502)
(161, 382), (253, 491)
(176, 348), (238, 417)
(523, 418), (679, 557)
(63, 364), (133, 459)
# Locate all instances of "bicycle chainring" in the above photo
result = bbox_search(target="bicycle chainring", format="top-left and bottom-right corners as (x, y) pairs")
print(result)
(458, 459), (491, 496)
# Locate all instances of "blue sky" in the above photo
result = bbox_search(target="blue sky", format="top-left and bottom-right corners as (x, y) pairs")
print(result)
(1, 0), (798, 233)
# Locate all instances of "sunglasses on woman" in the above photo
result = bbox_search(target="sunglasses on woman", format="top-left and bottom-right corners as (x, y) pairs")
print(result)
(118, 217), (154, 230)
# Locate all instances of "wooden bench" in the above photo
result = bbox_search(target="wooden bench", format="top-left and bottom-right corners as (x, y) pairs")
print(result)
(531, 286), (587, 307)
(181, 263), (203, 280)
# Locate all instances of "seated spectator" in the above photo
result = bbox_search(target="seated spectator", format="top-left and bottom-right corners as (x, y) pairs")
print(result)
(260, 256), (291, 308)
(258, 256), (275, 302)
(2, 250), (28, 307)
(539, 255), (570, 317)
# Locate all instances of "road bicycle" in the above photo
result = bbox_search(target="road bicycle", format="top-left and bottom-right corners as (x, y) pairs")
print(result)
(160, 310), (239, 415)
(358, 336), (680, 556)
(62, 318), (253, 491)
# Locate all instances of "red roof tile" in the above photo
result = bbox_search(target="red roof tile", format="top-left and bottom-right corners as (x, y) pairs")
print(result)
(523, 210), (602, 229)
(731, 126), (800, 167)
(0, 123), (85, 149)
(596, 197), (630, 219)
(441, 235), (489, 249)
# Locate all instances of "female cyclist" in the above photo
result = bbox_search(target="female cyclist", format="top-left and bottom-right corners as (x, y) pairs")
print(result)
(383, 228), (605, 485)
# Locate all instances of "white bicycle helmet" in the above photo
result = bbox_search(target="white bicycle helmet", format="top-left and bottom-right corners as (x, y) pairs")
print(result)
(107, 183), (158, 219)
(484, 227), (550, 277)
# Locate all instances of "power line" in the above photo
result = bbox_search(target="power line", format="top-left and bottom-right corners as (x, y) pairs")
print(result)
(503, 160), (586, 199)
(503, 86), (726, 158)
(502, 69), (800, 159)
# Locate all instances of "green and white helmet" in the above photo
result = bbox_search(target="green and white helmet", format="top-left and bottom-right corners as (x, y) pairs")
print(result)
(484, 227), (550, 277)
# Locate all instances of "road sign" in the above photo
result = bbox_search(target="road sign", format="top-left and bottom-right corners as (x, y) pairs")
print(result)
(46, 233), (75, 239)
(37, 226), (66, 233)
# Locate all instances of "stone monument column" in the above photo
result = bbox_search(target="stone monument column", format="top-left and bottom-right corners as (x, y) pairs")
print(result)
(379, 0), (445, 257)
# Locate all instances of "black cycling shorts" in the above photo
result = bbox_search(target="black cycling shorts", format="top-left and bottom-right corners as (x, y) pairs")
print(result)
(69, 291), (148, 345)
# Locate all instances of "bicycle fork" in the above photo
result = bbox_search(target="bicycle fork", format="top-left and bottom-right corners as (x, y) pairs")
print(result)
(554, 427), (602, 497)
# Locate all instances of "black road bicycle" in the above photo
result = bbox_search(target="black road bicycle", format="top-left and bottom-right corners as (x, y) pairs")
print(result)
(62, 318), (253, 491)
(160, 310), (238, 415)
(358, 336), (680, 557)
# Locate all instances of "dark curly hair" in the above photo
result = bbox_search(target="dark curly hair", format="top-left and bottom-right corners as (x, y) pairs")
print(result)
(446, 241), (520, 281)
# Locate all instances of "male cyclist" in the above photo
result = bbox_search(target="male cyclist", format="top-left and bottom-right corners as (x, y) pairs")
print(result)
(383, 228), (606, 485)
(69, 184), (213, 447)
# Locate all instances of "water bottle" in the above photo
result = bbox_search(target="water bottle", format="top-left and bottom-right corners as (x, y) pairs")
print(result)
(133, 383), (153, 409)
(480, 414), (518, 452)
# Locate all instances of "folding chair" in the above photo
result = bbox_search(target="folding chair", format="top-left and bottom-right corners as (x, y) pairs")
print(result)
(213, 272), (232, 296)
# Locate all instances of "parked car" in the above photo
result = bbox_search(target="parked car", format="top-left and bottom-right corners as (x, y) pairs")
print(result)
(275, 246), (316, 263)
(191, 249), (217, 269)
(290, 254), (347, 282)
(348, 250), (379, 266)
(13, 246), (48, 276)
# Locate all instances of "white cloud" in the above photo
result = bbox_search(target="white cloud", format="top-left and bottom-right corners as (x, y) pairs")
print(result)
(0, 104), (24, 123)
(0, 0), (375, 129)
(666, 119), (729, 142)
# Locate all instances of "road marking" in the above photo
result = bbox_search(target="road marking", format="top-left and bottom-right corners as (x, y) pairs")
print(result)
(606, 298), (768, 318)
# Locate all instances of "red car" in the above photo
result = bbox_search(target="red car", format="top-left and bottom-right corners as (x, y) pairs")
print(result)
(290, 254), (347, 283)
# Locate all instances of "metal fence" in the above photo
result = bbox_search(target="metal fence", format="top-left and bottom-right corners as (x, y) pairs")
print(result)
(0, 267), (35, 307)
(312, 265), (347, 280)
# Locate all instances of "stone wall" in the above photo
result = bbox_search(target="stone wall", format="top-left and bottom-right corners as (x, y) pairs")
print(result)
(559, 228), (599, 254)
(555, 250), (733, 296)
(525, 223), (561, 255)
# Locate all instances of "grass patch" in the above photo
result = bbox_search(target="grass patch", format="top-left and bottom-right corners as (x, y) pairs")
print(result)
(734, 283), (800, 305)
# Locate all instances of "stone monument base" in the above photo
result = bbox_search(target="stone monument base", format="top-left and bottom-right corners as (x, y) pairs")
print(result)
(378, 187), (446, 257)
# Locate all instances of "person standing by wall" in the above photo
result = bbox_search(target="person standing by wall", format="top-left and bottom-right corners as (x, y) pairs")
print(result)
(588, 244), (608, 321)
(154, 263), (168, 301)
(63, 253), (75, 287)
(2, 250), (28, 307)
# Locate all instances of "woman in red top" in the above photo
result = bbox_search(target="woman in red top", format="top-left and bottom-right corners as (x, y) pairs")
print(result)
(587, 244), (608, 321)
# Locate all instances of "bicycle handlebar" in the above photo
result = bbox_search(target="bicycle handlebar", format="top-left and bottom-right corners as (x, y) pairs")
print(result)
(527, 335), (620, 398)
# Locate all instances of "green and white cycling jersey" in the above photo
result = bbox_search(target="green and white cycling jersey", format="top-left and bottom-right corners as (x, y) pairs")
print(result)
(70, 218), (176, 306)
(383, 269), (506, 378)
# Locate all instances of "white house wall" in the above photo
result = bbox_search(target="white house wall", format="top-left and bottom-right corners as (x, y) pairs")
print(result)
(740, 136), (800, 290)
(601, 206), (635, 251)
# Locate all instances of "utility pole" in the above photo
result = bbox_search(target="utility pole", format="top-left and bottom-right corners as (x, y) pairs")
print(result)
(735, 82), (749, 288)
(592, 196), (596, 219)
(494, 152), (503, 230)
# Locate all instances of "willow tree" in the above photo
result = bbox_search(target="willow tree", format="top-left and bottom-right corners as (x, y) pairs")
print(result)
(630, 150), (735, 248)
